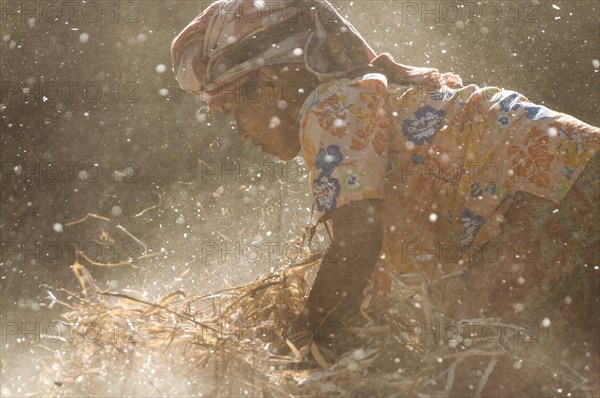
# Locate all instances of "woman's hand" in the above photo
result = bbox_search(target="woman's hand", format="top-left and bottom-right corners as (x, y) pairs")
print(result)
(439, 72), (463, 88)
(371, 52), (463, 89)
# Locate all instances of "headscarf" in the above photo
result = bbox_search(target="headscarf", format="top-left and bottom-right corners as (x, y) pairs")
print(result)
(171, 0), (462, 106)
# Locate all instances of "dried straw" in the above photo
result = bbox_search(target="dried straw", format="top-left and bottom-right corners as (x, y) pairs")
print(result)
(37, 255), (598, 397)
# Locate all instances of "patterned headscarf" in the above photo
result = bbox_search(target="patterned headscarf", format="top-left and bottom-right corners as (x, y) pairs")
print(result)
(171, 0), (461, 106)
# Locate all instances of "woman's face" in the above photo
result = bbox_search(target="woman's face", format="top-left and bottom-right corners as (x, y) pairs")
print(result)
(220, 66), (314, 161)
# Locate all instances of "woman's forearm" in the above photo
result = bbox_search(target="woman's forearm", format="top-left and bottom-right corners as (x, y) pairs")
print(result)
(293, 200), (383, 339)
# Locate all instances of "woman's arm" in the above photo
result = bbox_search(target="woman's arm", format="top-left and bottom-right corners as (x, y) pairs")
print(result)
(293, 199), (383, 343)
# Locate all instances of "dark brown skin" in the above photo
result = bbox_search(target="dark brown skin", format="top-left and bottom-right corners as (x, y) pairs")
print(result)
(220, 66), (317, 160)
(291, 199), (383, 345)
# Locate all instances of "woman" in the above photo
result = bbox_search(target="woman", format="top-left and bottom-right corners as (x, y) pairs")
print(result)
(172, 0), (599, 349)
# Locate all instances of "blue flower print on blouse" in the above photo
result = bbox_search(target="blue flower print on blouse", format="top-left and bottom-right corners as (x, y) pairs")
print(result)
(315, 145), (343, 177)
(313, 145), (343, 213)
(411, 153), (426, 165)
(314, 174), (342, 213)
(402, 105), (446, 145)
(497, 92), (522, 112)
(493, 112), (512, 131)
(460, 208), (486, 252)
(429, 91), (446, 102)
(470, 182), (484, 197)
(496, 92), (552, 120)
(342, 169), (365, 191)
(562, 166), (575, 180)
(520, 103), (553, 120)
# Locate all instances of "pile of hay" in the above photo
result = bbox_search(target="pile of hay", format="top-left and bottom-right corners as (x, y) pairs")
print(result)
(38, 255), (598, 397)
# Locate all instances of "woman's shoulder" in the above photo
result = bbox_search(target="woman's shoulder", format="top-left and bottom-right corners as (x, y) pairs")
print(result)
(298, 73), (390, 122)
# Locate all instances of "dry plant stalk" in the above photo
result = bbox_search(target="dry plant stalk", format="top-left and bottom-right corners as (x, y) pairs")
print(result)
(37, 256), (599, 397)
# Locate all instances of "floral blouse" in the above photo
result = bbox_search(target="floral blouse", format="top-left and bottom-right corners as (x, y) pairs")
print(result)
(298, 73), (599, 277)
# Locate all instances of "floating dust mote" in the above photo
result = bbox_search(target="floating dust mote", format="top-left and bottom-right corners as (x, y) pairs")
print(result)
(37, 257), (598, 397)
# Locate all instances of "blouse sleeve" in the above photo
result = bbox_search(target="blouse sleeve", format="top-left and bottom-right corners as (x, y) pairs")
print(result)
(298, 74), (391, 222)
